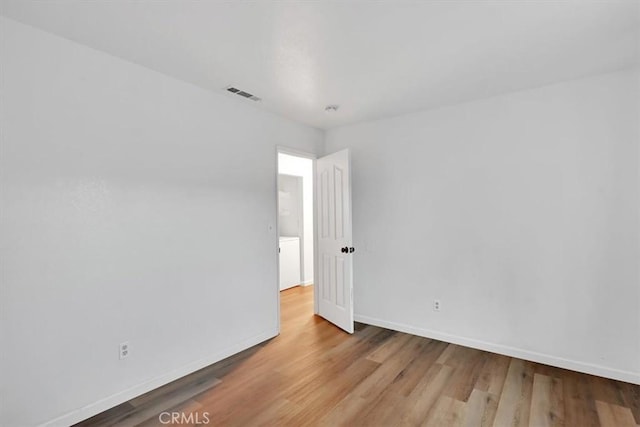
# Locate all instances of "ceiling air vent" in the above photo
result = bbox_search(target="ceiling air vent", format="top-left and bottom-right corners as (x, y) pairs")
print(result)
(226, 86), (261, 102)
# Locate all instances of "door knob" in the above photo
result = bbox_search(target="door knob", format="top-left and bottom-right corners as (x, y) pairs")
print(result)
(341, 246), (349, 253)
(349, 247), (355, 253)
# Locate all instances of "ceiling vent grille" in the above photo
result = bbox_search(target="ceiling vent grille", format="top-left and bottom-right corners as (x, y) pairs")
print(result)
(226, 86), (261, 102)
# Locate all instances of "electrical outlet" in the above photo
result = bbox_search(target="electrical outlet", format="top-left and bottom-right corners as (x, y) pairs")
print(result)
(433, 299), (441, 312)
(119, 342), (130, 360)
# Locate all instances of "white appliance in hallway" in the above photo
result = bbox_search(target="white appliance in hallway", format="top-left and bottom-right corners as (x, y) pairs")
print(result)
(279, 236), (301, 290)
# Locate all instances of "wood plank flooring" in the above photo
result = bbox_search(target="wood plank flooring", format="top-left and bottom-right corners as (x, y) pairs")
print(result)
(76, 285), (639, 427)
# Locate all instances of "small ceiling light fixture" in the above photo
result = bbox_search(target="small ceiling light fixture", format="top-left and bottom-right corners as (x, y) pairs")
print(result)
(325, 104), (340, 113)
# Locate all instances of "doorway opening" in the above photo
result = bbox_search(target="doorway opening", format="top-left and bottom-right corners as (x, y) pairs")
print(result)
(277, 151), (315, 318)
(276, 147), (354, 334)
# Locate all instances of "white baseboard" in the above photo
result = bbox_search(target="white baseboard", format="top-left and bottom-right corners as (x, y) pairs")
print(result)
(41, 329), (278, 427)
(300, 280), (313, 286)
(354, 314), (640, 385)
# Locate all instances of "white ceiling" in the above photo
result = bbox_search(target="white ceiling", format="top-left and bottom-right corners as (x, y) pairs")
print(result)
(1, 1), (638, 129)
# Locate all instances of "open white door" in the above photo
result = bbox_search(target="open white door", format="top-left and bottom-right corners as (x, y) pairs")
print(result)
(316, 149), (354, 333)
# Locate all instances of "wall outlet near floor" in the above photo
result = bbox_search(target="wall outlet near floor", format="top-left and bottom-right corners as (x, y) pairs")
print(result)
(433, 299), (441, 312)
(119, 341), (130, 360)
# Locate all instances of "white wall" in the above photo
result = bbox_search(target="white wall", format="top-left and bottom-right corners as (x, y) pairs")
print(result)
(325, 68), (640, 384)
(278, 175), (303, 238)
(0, 17), (322, 426)
(278, 153), (314, 285)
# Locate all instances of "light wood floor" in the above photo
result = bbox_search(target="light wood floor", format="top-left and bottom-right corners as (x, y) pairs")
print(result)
(77, 285), (639, 427)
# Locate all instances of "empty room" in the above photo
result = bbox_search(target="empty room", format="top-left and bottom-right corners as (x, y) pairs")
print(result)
(1, 1), (638, 426)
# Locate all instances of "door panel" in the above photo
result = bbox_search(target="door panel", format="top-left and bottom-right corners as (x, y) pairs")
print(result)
(316, 149), (353, 333)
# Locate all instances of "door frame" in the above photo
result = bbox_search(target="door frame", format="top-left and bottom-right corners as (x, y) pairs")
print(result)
(275, 146), (318, 334)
